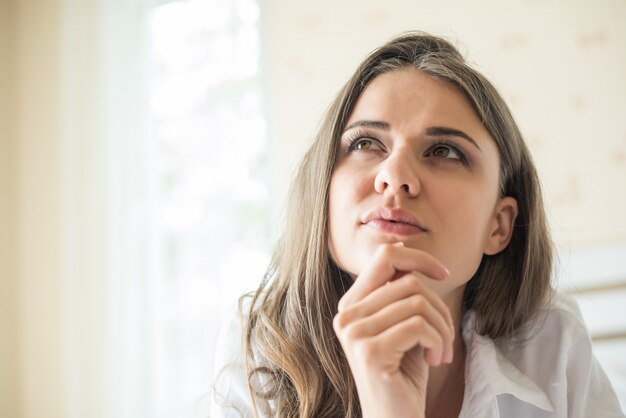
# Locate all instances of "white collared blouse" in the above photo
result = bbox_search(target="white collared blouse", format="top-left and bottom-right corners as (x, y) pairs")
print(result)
(210, 294), (625, 418)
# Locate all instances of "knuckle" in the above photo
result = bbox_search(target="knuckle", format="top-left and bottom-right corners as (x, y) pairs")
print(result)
(333, 310), (349, 330)
(333, 313), (344, 333)
(344, 322), (364, 341)
(339, 304), (362, 326)
(408, 315), (425, 331)
(403, 274), (422, 292)
(337, 294), (349, 313)
(337, 300), (345, 313)
(409, 294), (426, 311)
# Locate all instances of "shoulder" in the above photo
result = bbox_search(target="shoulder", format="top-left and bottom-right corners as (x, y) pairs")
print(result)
(472, 292), (590, 362)
(495, 293), (592, 381)
(498, 293), (624, 416)
(462, 292), (625, 417)
(520, 292), (590, 352)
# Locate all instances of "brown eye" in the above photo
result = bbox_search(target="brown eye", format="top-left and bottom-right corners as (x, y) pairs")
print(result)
(354, 139), (373, 150)
(347, 137), (384, 153)
(432, 145), (451, 158)
(428, 144), (462, 160)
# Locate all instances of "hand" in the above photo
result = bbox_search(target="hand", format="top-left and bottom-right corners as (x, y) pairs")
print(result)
(333, 243), (455, 418)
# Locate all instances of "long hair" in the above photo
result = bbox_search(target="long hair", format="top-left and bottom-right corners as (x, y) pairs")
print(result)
(242, 31), (553, 417)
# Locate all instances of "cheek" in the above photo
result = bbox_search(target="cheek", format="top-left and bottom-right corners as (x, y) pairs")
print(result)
(430, 173), (496, 230)
(448, 193), (494, 244)
(431, 182), (496, 269)
(328, 168), (370, 216)
(327, 168), (373, 274)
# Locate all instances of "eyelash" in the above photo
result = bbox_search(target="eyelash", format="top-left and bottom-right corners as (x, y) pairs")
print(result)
(345, 130), (384, 153)
(344, 132), (469, 166)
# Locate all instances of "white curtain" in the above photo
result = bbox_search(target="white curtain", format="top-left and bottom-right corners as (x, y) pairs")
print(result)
(61, 0), (156, 416)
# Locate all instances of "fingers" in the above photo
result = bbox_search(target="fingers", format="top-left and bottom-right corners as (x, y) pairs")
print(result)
(334, 243), (455, 371)
(338, 243), (449, 312)
(375, 316), (444, 367)
(334, 273), (454, 366)
(339, 272), (453, 330)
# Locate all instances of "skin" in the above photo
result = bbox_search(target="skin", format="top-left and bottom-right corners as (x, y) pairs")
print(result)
(329, 68), (518, 418)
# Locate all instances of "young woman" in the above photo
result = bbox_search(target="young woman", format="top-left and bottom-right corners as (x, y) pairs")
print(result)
(210, 32), (625, 418)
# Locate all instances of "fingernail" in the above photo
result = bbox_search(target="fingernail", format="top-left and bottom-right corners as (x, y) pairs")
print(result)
(437, 264), (450, 279)
(393, 241), (405, 247)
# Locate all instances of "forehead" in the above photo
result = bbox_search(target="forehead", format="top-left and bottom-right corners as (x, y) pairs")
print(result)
(346, 68), (488, 138)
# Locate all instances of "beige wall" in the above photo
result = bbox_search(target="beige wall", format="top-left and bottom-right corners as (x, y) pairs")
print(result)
(1, 1), (68, 417)
(261, 0), (626, 251)
(2, 0), (117, 415)
(0, 1), (19, 416)
(16, 1), (67, 414)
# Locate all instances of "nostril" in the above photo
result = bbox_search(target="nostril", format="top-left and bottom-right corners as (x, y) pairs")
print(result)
(375, 170), (419, 197)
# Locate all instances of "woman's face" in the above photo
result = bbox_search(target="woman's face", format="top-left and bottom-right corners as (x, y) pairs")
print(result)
(328, 68), (517, 301)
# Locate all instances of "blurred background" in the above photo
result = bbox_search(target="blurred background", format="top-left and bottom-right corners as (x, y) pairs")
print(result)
(1, 0), (625, 417)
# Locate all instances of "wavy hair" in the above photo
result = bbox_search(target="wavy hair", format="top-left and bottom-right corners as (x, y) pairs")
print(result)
(241, 31), (553, 417)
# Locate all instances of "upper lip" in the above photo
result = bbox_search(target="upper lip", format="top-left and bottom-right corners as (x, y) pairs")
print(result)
(362, 207), (428, 231)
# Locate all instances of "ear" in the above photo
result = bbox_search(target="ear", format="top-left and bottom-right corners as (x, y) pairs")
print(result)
(484, 196), (518, 256)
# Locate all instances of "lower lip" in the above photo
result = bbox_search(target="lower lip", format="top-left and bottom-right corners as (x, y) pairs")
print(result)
(364, 219), (426, 235)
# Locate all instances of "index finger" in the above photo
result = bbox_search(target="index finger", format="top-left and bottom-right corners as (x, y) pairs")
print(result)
(338, 243), (449, 312)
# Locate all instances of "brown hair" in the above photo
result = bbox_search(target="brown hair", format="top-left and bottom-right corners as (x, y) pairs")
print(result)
(241, 31), (553, 417)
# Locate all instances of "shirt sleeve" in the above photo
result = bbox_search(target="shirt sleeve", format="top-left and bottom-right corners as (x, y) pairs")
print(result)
(209, 304), (257, 418)
(562, 297), (625, 418)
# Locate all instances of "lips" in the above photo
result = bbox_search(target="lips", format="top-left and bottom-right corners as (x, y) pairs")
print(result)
(361, 207), (427, 235)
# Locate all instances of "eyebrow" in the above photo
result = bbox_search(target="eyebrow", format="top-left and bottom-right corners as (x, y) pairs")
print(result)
(426, 126), (481, 151)
(343, 120), (391, 131)
(343, 119), (481, 151)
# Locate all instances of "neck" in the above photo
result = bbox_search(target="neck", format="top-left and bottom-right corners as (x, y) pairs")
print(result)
(425, 287), (467, 417)
(425, 333), (466, 414)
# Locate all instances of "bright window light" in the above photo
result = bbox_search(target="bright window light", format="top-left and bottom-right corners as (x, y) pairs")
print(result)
(147, 1), (269, 416)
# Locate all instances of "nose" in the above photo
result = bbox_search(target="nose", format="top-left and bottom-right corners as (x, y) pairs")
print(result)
(374, 150), (421, 197)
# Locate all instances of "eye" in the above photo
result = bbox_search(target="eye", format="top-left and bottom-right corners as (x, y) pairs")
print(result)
(346, 134), (385, 153)
(351, 138), (374, 151)
(431, 144), (461, 159)
(425, 141), (467, 164)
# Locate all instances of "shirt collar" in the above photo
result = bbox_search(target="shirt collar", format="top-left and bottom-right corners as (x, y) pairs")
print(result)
(462, 310), (555, 413)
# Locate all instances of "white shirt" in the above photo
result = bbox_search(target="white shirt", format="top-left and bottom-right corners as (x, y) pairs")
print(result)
(210, 294), (625, 417)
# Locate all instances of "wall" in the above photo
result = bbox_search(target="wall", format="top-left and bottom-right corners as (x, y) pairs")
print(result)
(261, 0), (626, 252)
(2, 1), (68, 417)
(0, 0), (19, 416)
(2, 0), (139, 416)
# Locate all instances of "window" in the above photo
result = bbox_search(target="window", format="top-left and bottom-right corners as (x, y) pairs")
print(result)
(148, 1), (269, 416)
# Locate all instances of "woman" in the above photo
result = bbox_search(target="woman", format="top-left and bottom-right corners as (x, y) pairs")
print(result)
(211, 32), (624, 418)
